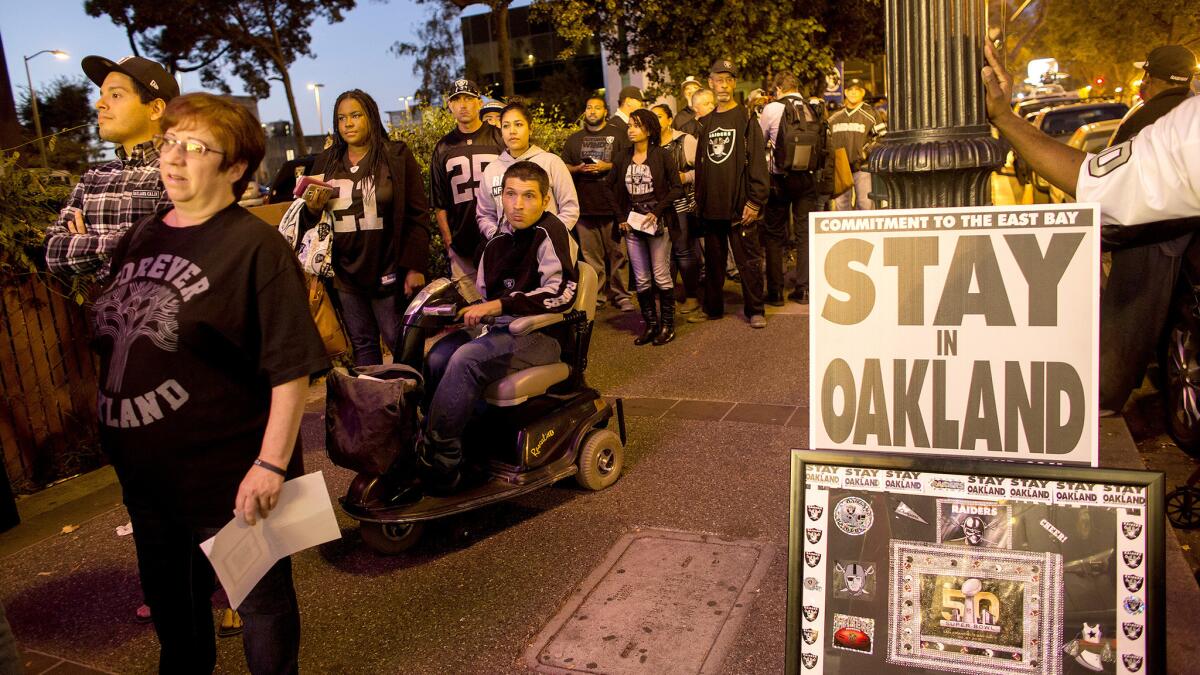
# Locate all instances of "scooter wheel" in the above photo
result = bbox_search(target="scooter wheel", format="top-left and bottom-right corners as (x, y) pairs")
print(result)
(360, 521), (424, 555)
(576, 429), (624, 491)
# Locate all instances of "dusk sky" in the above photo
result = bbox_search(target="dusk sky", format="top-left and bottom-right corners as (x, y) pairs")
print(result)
(4, 0), (493, 136)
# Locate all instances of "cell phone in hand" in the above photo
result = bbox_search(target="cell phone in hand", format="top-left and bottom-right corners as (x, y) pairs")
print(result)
(293, 176), (332, 199)
(303, 185), (333, 203)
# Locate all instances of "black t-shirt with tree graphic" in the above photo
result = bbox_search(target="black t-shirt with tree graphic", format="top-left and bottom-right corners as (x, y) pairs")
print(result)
(92, 204), (330, 526)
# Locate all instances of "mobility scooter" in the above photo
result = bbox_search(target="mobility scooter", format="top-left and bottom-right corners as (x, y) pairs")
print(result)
(327, 262), (627, 554)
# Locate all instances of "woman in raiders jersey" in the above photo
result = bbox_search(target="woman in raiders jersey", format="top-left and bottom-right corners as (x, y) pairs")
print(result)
(609, 109), (684, 345)
(298, 90), (431, 366)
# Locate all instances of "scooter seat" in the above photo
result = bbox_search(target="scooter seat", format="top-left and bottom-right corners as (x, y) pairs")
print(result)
(484, 362), (571, 407)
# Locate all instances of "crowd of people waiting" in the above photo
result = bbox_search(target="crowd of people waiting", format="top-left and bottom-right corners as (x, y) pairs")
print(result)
(33, 50), (887, 673)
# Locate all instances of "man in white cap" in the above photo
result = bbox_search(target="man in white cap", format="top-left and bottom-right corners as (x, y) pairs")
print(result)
(44, 55), (179, 275)
(674, 76), (703, 135)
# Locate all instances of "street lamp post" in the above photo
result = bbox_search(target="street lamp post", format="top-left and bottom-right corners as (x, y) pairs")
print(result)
(866, 0), (1005, 208)
(23, 49), (69, 169)
(401, 96), (414, 121)
(307, 83), (325, 135)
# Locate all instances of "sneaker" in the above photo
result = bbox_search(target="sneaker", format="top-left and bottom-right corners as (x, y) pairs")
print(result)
(617, 298), (636, 312)
(687, 312), (713, 323)
(788, 290), (809, 305)
(749, 314), (767, 329)
(678, 298), (701, 314)
(766, 291), (785, 307)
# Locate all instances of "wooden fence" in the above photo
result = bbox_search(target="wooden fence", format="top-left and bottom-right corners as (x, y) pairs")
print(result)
(0, 275), (100, 492)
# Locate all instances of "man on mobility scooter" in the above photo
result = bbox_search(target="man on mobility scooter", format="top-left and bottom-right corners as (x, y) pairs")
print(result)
(418, 161), (580, 494)
(328, 161), (624, 554)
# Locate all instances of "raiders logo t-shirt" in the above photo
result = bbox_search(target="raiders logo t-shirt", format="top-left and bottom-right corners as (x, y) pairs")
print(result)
(562, 127), (623, 216)
(92, 204), (330, 526)
(696, 106), (749, 221)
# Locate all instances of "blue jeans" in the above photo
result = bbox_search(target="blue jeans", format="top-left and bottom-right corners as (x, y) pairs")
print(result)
(626, 231), (674, 292)
(423, 326), (562, 472)
(336, 288), (403, 367)
(670, 212), (701, 299)
(126, 505), (300, 674)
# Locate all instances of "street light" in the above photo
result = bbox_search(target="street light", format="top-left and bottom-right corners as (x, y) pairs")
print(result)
(400, 96), (414, 121)
(24, 49), (69, 169)
(306, 83), (325, 135)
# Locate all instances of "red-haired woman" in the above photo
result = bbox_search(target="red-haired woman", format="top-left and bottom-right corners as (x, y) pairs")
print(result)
(92, 93), (328, 673)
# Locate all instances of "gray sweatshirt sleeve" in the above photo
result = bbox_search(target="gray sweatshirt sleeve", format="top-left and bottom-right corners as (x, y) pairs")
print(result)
(475, 164), (502, 240)
(543, 155), (580, 230)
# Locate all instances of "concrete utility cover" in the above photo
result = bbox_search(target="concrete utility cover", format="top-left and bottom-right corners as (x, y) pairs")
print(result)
(526, 529), (775, 674)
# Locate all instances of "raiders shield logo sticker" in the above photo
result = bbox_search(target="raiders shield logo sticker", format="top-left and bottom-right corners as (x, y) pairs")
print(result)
(802, 605), (819, 622)
(1123, 551), (1143, 569)
(1123, 595), (1145, 615)
(806, 505), (824, 521)
(1123, 574), (1144, 592)
(1122, 522), (1143, 540)
(1122, 654), (1144, 672)
(803, 577), (822, 591)
(806, 528), (823, 544)
(802, 628), (819, 645)
(1122, 622), (1144, 640)
(804, 551), (822, 568)
(706, 127), (736, 164)
(802, 652), (818, 669)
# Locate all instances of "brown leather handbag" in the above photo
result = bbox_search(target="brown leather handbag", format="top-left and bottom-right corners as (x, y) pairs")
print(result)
(308, 275), (348, 358)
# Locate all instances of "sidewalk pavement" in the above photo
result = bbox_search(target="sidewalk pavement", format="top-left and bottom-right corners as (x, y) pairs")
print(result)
(2, 284), (1198, 673)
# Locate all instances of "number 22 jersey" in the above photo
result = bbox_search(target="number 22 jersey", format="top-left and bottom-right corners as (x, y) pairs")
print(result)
(430, 123), (504, 260)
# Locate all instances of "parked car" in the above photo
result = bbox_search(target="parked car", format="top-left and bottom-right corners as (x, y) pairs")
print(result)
(1021, 101), (1127, 190)
(1161, 234), (1200, 458)
(1047, 118), (1122, 203)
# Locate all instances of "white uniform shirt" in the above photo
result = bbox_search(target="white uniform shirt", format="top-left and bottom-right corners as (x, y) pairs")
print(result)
(1076, 95), (1200, 226)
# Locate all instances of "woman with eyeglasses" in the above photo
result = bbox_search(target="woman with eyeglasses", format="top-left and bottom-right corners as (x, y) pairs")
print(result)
(609, 108), (684, 345)
(92, 93), (329, 672)
(295, 89), (431, 366)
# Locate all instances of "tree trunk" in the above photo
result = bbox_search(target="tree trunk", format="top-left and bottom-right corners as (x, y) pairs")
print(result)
(0, 31), (24, 152)
(495, 1), (515, 97)
(276, 60), (308, 156)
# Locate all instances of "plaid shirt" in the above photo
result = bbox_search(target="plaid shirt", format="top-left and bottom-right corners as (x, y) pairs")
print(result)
(43, 140), (170, 276)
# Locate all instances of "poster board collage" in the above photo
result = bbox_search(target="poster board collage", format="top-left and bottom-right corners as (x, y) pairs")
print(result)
(786, 452), (1165, 675)
(794, 205), (1166, 674)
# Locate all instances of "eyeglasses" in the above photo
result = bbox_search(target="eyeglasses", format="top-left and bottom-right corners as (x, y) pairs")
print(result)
(156, 134), (225, 157)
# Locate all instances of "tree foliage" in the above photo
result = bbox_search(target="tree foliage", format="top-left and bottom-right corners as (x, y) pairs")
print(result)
(531, 0), (884, 94)
(17, 77), (98, 173)
(0, 154), (72, 287)
(85, 0), (356, 154)
(1023, 0), (1200, 89)
(391, 0), (464, 104)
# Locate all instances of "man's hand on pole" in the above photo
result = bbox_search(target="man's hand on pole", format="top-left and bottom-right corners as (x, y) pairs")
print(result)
(981, 41), (1014, 125)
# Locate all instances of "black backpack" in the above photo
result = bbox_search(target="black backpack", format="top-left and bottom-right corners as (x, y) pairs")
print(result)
(773, 95), (825, 173)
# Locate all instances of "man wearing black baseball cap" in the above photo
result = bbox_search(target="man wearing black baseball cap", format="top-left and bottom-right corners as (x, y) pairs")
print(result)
(693, 57), (770, 328)
(1098, 44), (1196, 415)
(45, 55), (179, 276)
(431, 79), (504, 284)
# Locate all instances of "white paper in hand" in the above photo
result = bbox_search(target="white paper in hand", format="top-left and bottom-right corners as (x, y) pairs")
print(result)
(627, 211), (657, 235)
(200, 472), (341, 609)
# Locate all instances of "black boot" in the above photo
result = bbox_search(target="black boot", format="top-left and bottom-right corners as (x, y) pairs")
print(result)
(654, 288), (676, 345)
(634, 290), (658, 345)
